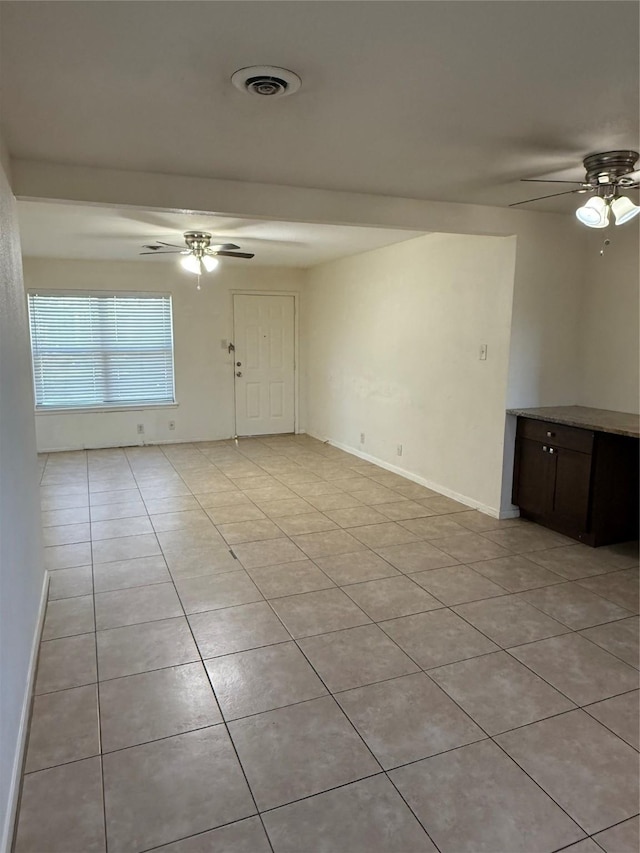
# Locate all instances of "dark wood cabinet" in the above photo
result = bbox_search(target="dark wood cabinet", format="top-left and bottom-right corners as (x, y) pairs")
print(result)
(512, 416), (639, 546)
(551, 446), (592, 531)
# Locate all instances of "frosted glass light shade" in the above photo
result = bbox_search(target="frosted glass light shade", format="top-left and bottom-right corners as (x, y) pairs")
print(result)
(576, 196), (609, 228)
(201, 255), (219, 272)
(611, 195), (640, 225)
(180, 254), (203, 274)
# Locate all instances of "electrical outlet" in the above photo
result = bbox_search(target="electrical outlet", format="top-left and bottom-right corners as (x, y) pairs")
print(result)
(479, 344), (488, 361)
(168, 420), (176, 431)
(397, 444), (403, 456)
(136, 424), (144, 434)
(360, 432), (365, 444)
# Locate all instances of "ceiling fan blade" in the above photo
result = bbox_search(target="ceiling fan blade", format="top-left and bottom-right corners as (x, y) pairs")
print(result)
(156, 241), (186, 249)
(215, 251), (255, 259)
(520, 178), (586, 184)
(509, 188), (587, 207)
(208, 243), (240, 252)
(139, 250), (181, 255)
(620, 169), (640, 184)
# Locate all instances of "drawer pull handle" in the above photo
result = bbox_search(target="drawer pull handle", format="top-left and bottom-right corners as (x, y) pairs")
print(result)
(542, 446), (548, 452)
(549, 448), (556, 455)
(546, 431), (555, 437)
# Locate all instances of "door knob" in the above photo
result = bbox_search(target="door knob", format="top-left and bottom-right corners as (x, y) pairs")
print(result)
(236, 371), (243, 377)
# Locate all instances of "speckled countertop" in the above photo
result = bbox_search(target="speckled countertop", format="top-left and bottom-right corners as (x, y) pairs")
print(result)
(506, 405), (640, 439)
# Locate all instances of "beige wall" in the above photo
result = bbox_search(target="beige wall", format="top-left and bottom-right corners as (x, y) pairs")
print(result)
(505, 221), (585, 410)
(499, 217), (587, 512)
(0, 139), (45, 852)
(304, 215), (590, 517)
(23, 258), (305, 451)
(578, 225), (640, 414)
(20, 209), (637, 518)
(12, 155), (593, 517)
(303, 232), (517, 515)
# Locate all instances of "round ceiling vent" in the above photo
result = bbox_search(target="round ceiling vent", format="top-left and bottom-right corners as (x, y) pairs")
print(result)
(231, 66), (301, 98)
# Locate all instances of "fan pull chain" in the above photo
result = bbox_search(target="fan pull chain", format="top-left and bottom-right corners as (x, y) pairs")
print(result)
(600, 238), (611, 257)
(196, 274), (202, 291)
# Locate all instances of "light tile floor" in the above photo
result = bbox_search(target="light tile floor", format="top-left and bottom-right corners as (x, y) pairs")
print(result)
(13, 435), (640, 853)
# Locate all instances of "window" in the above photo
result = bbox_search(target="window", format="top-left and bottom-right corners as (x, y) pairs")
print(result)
(28, 292), (175, 410)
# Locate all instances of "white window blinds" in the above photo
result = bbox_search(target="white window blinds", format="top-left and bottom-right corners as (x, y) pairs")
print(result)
(28, 293), (175, 410)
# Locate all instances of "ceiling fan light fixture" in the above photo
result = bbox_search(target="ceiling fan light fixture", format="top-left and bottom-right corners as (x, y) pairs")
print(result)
(201, 254), (219, 272)
(576, 196), (609, 228)
(180, 254), (203, 275)
(141, 230), (254, 272)
(610, 195), (640, 225)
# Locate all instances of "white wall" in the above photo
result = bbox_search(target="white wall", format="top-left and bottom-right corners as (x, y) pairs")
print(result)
(304, 213), (589, 517)
(23, 258), (304, 451)
(13, 159), (592, 515)
(304, 232), (517, 515)
(505, 220), (586, 410)
(578, 225), (639, 414)
(17, 162), (611, 517)
(0, 139), (45, 852)
(499, 217), (587, 512)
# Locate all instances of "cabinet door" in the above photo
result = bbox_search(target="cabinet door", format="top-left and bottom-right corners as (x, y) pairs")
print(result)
(550, 448), (592, 531)
(513, 438), (554, 516)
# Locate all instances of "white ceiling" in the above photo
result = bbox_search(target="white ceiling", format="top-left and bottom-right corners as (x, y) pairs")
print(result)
(16, 201), (425, 267)
(1, 1), (638, 212)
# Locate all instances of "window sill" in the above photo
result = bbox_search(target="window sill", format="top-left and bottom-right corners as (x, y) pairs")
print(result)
(35, 402), (179, 416)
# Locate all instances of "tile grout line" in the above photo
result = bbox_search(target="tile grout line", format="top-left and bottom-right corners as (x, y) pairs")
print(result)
(575, 622), (640, 669)
(154, 441), (277, 853)
(259, 513), (633, 845)
(28, 439), (639, 851)
(441, 604), (640, 797)
(31, 455), (87, 728)
(167, 440), (444, 850)
(92, 449), (108, 853)
(510, 581), (638, 629)
(253, 582), (445, 850)
(435, 592), (640, 751)
(263, 507), (636, 844)
(366, 613), (598, 843)
(29, 632), (640, 746)
(175, 571), (276, 850)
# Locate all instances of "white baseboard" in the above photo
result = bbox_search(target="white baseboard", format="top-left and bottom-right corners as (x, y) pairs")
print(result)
(37, 436), (235, 453)
(1, 571), (50, 853)
(39, 431), (311, 453)
(495, 507), (520, 519)
(307, 431), (519, 520)
(38, 429), (520, 519)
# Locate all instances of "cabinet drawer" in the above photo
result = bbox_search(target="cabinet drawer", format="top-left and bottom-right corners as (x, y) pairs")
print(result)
(517, 418), (594, 454)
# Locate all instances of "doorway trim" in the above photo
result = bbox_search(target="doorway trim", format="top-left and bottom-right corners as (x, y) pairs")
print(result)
(230, 290), (300, 437)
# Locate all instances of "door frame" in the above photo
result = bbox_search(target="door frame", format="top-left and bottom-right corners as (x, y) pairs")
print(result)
(231, 290), (300, 437)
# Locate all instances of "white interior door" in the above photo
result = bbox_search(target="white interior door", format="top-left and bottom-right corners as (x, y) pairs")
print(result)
(233, 294), (295, 436)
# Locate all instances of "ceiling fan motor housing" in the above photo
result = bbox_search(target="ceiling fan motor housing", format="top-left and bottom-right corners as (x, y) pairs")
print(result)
(583, 150), (639, 186)
(183, 231), (212, 256)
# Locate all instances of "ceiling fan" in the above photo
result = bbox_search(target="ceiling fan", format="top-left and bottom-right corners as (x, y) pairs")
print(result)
(511, 150), (640, 227)
(140, 231), (255, 274)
